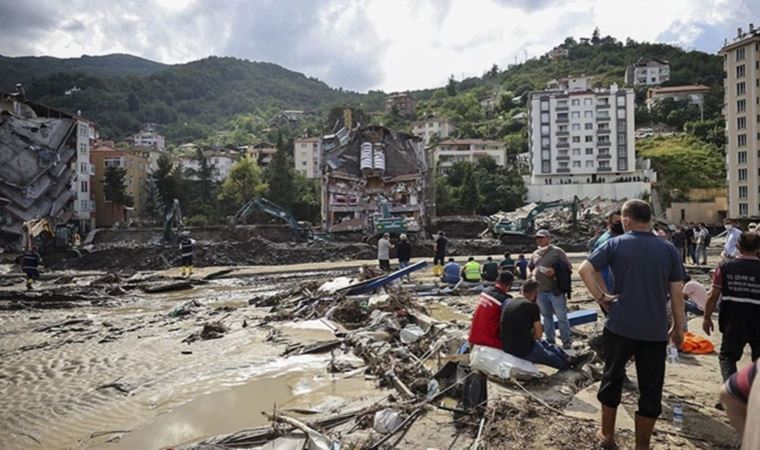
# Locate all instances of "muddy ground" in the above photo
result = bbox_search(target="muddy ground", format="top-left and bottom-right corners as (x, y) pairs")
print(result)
(0, 249), (747, 449)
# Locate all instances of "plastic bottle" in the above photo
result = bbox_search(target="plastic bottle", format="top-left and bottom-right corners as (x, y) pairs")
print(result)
(667, 343), (679, 364)
(672, 401), (684, 431)
(426, 379), (440, 401)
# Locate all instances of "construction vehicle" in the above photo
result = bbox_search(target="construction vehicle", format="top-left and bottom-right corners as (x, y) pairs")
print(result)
(231, 197), (313, 242)
(491, 196), (579, 243)
(367, 198), (421, 243)
(163, 199), (184, 243)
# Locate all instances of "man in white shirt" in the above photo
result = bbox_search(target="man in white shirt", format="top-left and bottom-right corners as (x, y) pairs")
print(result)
(683, 276), (709, 312)
(723, 218), (743, 260)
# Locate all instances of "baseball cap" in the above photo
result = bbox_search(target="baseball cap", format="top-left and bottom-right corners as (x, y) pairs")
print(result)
(535, 229), (551, 238)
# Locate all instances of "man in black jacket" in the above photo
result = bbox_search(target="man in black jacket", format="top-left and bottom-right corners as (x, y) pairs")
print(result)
(396, 234), (412, 270)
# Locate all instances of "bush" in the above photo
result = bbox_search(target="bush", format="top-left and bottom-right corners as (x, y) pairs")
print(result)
(185, 215), (210, 227)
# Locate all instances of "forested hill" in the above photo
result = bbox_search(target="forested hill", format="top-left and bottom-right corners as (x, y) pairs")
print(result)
(0, 54), (167, 91)
(11, 55), (384, 141)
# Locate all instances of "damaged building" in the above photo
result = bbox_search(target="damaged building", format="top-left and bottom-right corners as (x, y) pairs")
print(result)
(321, 125), (432, 237)
(0, 91), (92, 248)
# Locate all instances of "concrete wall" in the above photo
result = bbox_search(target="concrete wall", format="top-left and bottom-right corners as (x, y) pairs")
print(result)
(666, 197), (728, 225)
(526, 181), (650, 202)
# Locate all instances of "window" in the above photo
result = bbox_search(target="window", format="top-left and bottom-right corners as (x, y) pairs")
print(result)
(540, 100), (549, 111)
(739, 186), (748, 199)
(738, 99), (746, 113)
(104, 157), (122, 168)
(557, 100), (568, 107)
(80, 181), (88, 192)
(571, 99), (580, 106)
(736, 47), (746, 61)
(80, 162), (87, 173)
(542, 161), (550, 172)
(737, 65), (746, 78)
(541, 137), (550, 146)
(541, 125), (550, 135)
(738, 117), (747, 130)
(572, 148), (581, 156)
(79, 143), (87, 155)
(618, 159), (628, 171)
(738, 134), (747, 147)
(302, 161), (307, 166)
(585, 161), (594, 167)
(542, 150), (550, 159)
(584, 98), (593, 106)
(585, 147), (593, 155)
(573, 161), (581, 168)
(739, 151), (747, 164)
(558, 161), (569, 169)
(585, 136), (593, 142)
(737, 82), (746, 96)
(599, 148), (610, 155)
(541, 112), (550, 122)
(585, 123), (593, 130)
(599, 161), (610, 168)
(572, 136), (581, 143)
(739, 203), (748, 216)
(558, 137), (568, 144)
(572, 123), (581, 131)
(558, 149), (568, 156)
(616, 96), (625, 106)
(616, 109), (626, 119)
(584, 111), (593, 118)
(739, 168), (748, 181)
(571, 111), (580, 119)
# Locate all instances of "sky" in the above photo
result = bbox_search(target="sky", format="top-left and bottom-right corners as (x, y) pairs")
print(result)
(0, 0), (757, 92)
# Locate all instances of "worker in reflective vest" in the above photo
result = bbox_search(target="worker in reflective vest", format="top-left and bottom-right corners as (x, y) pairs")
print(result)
(462, 257), (482, 282)
(179, 234), (196, 277)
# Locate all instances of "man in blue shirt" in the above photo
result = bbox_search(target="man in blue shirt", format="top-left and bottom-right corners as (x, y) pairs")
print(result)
(441, 258), (461, 284)
(579, 199), (685, 450)
(592, 209), (623, 293)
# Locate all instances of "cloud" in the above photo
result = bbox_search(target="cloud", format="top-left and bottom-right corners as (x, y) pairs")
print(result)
(0, 0), (753, 92)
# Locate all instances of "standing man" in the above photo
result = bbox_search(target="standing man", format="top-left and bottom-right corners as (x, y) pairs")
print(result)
(686, 224), (698, 265)
(592, 209), (623, 293)
(462, 257), (482, 282)
(21, 246), (42, 290)
(703, 232), (760, 382)
(179, 233), (196, 277)
(500, 279), (578, 370)
(529, 229), (573, 349)
(432, 232), (448, 277)
(579, 199), (685, 450)
(377, 233), (393, 272)
(695, 223), (710, 266)
(722, 218), (743, 260)
(481, 256), (499, 282)
(396, 234), (412, 270)
(670, 227), (687, 263)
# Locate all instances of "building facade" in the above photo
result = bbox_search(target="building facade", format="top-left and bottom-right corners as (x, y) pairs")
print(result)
(432, 139), (507, 172)
(246, 142), (278, 168)
(720, 24), (760, 218)
(625, 58), (670, 86)
(385, 92), (416, 117)
(74, 118), (96, 232)
(90, 142), (149, 226)
(178, 151), (238, 182)
(294, 137), (322, 178)
(130, 124), (166, 151)
(526, 80), (652, 201)
(411, 118), (456, 145)
(645, 85), (710, 111)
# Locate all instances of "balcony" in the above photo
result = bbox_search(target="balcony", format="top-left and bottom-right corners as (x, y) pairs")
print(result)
(557, 155), (570, 161)
(597, 140), (611, 146)
(596, 102), (610, 109)
(597, 115), (611, 122)
(557, 142), (570, 149)
(556, 117), (569, 124)
(596, 153), (611, 160)
(597, 167), (612, 172)
(557, 168), (571, 173)
(556, 130), (569, 136)
(596, 128), (611, 135)
(555, 105), (569, 112)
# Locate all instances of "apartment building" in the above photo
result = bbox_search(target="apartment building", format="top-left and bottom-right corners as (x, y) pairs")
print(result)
(645, 85), (710, 111)
(433, 139), (506, 172)
(526, 79), (652, 201)
(411, 118), (455, 145)
(720, 24), (760, 218)
(246, 142), (278, 168)
(385, 92), (416, 117)
(74, 118), (96, 232)
(90, 141), (150, 226)
(178, 151), (238, 182)
(294, 137), (322, 178)
(130, 124), (165, 151)
(624, 58), (670, 86)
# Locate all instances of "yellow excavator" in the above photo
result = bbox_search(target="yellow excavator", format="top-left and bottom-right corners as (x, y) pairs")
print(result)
(21, 218), (75, 252)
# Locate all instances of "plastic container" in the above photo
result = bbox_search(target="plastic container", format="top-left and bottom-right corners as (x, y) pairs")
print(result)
(399, 324), (425, 344)
(469, 345), (541, 380)
(373, 409), (404, 433)
(673, 401), (684, 431)
(426, 379), (440, 400)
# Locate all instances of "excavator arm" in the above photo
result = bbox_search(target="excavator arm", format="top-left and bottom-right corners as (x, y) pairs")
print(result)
(163, 199), (183, 242)
(233, 197), (310, 242)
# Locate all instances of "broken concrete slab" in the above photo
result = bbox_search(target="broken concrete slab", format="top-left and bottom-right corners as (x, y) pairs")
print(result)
(563, 381), (635, 432)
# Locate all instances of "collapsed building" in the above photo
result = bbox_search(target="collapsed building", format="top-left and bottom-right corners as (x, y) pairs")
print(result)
(321, 125), (432, 237)
(0, 91), (89, 248)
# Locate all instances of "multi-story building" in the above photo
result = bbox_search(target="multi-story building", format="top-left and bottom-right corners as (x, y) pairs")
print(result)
(74, 118), (96, 233)
(385, 92), (416, 117)
(432, 139), (507, 172)
(411, 118), (456, 145)
(130, 124), (166, 151)
(625, 58), (670, 86)
(178, 151), (238, 182)
(526, 79), (653, 201)
(246, 142), (278, 168)
(720, 24), (760, 218)
(645, 85), (710, 111)
(546, 45), (569, 60)
(294, 137), (322, 178)
(90, 141), (150, 226)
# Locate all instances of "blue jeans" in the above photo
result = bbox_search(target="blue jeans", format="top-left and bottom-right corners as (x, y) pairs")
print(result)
(524, 340), (571, 370)
(537, 291), (571, 346)
(695, 245), (707, 265)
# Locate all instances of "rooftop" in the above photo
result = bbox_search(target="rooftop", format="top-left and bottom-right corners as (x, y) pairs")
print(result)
(648, 85), (710, 94)
(720, 24), (760, 53)
(438, 139), (503, 146)
(324, 125), (423, 178)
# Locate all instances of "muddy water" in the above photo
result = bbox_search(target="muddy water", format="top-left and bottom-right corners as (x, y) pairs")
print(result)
(0, 272), (358, 450)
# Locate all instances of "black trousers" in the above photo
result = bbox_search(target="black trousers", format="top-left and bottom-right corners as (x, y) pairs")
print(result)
(433, 253), (445, 266)
(598, 328), (666, 418)
(378, 259), (391, 271)
(719, 301), (760, 381)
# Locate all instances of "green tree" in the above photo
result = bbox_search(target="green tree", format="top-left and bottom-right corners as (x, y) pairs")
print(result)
(142, 176), (163, 220)
(127, 92), (140, 112)
(103, 166), (133, 221)
(219, 155), (268, 205)
(151, 154), (179, 214)
(435, 176), (456, 216)
(457, 164), (479, 214)
(446, 75), (457, 96)
(292, 173), (321, 222)
(186, 148), (218, 216)
(265, 132), (297, 209)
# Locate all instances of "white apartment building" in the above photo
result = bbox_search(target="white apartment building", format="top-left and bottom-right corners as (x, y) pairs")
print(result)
(625, 58), (670, 86)
(178, 152), (237, 182)
(294, 137), (322, 178)
(433, 139), (506, 172)
(720, 24), (760, 218)
(74, 118), (95, 232)
(526, 80), (652, 202)
(411, 118), (456, 145)
(645, 85), (710, 111)
(131, 126), (166, 151)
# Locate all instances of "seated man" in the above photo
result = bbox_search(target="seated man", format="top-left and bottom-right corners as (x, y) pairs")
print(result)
(441, 258), (461, 284)
(461, 257), (482, 282)
(500, 279), (576, 370)
(481, 256), (499, 282)
(469, 271), (514, 349)
(683, 275), (709, 314)
(515, 254), (528, 280)
(499, 253), (515, 274)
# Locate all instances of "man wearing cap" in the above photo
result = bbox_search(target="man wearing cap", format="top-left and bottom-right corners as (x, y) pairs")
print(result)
(528, 229), (573, 349)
